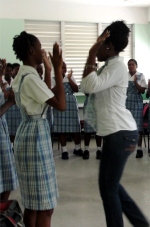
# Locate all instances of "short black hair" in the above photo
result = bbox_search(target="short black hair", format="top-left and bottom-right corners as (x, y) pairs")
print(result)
(104, 21), (130, 53)
(12, 63), (20, 69)
(128, 59), (138, 66)
(12, 31), (38, 61)
(6, 63), (13, 69)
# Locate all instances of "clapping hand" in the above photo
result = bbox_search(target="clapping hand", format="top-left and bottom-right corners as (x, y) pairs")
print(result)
(42, 50), (52, 71)
(48, 43), (63, 71)
(68, 69), (73, 79)
(0, 59), (6, 76)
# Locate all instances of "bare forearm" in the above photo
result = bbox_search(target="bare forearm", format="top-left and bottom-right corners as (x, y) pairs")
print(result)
(44, 69), (51, 89)
(0, 101), (13, 117)
(134, 81), (145, 94)
(82, 54), (96, 78)
(68, 78), (78, 92)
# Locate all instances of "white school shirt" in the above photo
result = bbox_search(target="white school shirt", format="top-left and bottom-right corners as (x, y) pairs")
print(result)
(128, 71), (147, 88)
(80, 56), (137, 136)
(51, 74), (77, 88)
(12, 65), (54, 115)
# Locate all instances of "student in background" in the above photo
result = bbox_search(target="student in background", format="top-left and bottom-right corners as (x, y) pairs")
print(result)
(0, 58), (18, 200)
(12, 31), (65, 227)
(37, 64), (44, 80)
(12, 63), (20, 79)
(83, 63), (103, 160)
(52, 62), (83, 160)
(2, 63), (13, 87)
(126, 59), (147, 158)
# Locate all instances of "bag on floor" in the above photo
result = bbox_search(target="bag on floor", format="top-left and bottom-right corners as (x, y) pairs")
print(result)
(0, 200), (24, 227)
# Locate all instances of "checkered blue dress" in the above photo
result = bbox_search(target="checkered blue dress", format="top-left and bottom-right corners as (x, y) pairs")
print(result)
(53, 82), (81, 133)
(126, 81), (143, 131)
(5, 104), (22, 136)
(83, 95), (96, 133)
(14, 75), (58, 210)
(0, 92), (18, 193)
(47, 107), (53, 132)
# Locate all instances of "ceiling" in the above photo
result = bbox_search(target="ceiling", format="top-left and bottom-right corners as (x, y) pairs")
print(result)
(53, 0), (150, 7)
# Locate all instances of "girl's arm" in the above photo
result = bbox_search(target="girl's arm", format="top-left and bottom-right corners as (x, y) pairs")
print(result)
(46, 43), (66, 111)
(68, 70), (78, 92)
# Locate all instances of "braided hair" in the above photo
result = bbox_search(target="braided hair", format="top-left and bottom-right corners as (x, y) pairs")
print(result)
(104, 21), (130, 53)
(12, 31), (38, 61)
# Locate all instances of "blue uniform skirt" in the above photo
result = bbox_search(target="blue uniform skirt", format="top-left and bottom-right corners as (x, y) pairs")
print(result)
(0, 115), (18, 193)
(53, 94), (81, 133)
(5, 105), (22, 136)
(126, 94), (143, 131)
(14, 116), (58, 210)
(83, 96), (96, 133)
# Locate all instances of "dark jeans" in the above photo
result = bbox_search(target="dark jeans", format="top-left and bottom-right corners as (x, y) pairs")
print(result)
(99, 130), (149, 227)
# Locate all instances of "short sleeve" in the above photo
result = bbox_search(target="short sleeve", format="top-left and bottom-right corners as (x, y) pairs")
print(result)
(22, 74), (54, 104)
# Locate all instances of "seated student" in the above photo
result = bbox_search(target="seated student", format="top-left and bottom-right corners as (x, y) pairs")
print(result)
(0, 58), (18, 200)
(52, 62), (83, 160)
(12, 63), (20, 79)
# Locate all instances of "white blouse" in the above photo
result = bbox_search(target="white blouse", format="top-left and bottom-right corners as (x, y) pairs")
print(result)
(12, 65), (54, 115)
(128, 71), (147, 88)
(80, 56), (137, 136)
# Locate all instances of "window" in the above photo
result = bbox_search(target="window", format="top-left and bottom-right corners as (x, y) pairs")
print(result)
(25, 20), (133, 84)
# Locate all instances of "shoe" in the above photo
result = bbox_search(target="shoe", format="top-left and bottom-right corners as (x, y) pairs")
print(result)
(62, 152), (69, 160)
(73, 149), (83, 156)
(83, 150), (90, 160)
(136, 150), (143, 158)
(96, 150), (102, 160)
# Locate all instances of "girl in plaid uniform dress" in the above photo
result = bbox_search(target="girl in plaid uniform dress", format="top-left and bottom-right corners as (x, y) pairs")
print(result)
(5, 104), (22, 143)
(53, 62), (83, 160)
(83, 94), (103, 160)
(126, 59), (147, 158)
(0, 59), (18, 200)
(12, 32), (65, 227)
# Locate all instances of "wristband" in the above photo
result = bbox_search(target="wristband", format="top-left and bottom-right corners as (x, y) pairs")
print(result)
(85, 64), (97, 70)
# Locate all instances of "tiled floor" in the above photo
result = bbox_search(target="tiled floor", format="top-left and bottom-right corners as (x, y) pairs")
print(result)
(10, 137), (150, 227)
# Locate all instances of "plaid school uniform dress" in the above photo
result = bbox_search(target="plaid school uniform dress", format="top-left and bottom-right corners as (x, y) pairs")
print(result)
(0, 91), (18, 193)
(83, 95), (96, 133)
(126, 77), (143, 131)
(14, 75), (58, 210)
(53, 82), (81, 133)
(5, 104), (22, 136)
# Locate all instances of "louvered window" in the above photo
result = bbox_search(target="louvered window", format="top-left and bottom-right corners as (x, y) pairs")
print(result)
(64, 22), (98, 85)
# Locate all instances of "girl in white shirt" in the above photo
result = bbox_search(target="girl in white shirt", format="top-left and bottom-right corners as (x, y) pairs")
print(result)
(12, 31), (65, 227)
(126, 59), (147, 158)
(81, 21), (149, 227)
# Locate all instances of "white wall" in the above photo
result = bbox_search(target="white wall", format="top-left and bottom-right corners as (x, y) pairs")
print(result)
(0, 0), (149, 24)
(148, 7), (150, 21)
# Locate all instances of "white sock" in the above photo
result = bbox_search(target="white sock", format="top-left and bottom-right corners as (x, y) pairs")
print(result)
(97, 146), (102, 151)
(61, 146), (67, 153)
(11, 143), (14, 148)
(84, 146), (89, 151)
(75, 144), (81, 150)
(137, 146), (142, 150)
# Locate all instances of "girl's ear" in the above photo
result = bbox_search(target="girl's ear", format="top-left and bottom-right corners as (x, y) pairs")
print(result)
(29, 46), (35, 55)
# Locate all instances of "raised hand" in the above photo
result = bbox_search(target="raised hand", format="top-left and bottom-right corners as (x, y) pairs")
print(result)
(48, 43), (63, 71)
(89, 30), (110, 56)
(0, 59), (6, 76)
(42, 50), (52, 71)
(68, 69), (73, 79)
